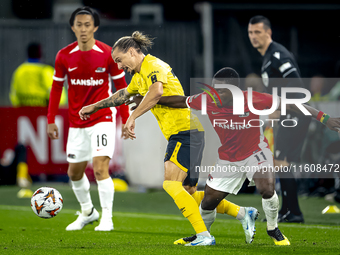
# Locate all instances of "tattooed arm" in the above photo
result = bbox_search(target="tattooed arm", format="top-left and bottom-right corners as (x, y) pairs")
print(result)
(79, 88), (131, 120)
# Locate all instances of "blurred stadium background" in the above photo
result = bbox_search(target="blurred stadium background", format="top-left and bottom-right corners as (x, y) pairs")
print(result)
(1, 0), (340, 198)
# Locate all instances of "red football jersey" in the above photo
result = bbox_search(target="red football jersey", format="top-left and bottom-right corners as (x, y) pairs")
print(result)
(187, 91), (273, 162)
(48, 40), (129, 128)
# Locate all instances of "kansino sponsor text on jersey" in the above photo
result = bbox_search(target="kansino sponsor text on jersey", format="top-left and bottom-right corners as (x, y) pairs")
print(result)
(70, 78), (104, 86)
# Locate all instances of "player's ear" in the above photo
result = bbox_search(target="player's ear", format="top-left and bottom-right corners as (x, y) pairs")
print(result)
(93, 26), (99, 33)
(267, 28), (272, 38)
(129, 47), (134, 56)
(71, 26), (75, 33)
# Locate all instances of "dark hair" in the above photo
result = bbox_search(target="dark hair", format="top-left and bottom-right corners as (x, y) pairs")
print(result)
(27, 42), (41, 59)
(69, 6), (100, 27)
(112, 31), (154, 54)
(249, 15), (271, 30)
(213, 67), (240, 87)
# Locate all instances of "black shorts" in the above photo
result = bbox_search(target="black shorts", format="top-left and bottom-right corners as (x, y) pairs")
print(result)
(274, 113), (311, 163)
(164, 130), (205, 187)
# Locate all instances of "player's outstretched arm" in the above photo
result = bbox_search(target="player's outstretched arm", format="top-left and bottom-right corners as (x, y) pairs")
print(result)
(285, 103), (340, 133)
(126, 95), (188, 110)
(125, 95), (143, 111)
(157, 96), (188, 108)
(79, 88), (131, 120)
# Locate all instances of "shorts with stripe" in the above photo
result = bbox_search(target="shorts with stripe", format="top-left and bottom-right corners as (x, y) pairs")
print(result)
(164, 130), (205, 187)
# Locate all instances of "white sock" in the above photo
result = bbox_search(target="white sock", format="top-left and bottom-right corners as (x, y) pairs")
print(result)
(97, 177), (114, 219)
(236, 207), (246, 220)
(197, 231), (211, 238)
(71, 174), (93, 216)
(199, 204), (216, 233)
(262, 191), (279, 231)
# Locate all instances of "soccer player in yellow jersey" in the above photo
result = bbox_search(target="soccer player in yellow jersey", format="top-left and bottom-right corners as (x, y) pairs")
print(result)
(79, 31), (256, 245)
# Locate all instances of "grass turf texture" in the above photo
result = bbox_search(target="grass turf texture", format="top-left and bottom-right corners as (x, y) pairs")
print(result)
(0, 184), (339, 254)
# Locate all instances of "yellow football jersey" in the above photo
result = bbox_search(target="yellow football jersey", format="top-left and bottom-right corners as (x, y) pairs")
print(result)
(127, 54), (203, 140)
(10, 62), (67, 107)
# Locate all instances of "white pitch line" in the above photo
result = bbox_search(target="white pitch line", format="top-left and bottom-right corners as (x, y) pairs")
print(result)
(0, 205), (338, 230)
(278, 224), (339, 230)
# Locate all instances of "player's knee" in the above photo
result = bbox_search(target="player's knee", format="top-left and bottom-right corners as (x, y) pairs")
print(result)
(93, 170), (102, 179)
(67, 169), (83, 181)
(93, 167), (109, 180)
(258, 187), (274, 199)
(183, 185), (197, 195)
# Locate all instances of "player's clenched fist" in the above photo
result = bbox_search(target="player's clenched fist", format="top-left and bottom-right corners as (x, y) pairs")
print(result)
(79, 104), (98, 120)
(47, 123), (59, 139)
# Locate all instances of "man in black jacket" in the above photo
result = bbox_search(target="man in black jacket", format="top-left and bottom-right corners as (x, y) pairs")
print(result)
(248, 15), (310, 223)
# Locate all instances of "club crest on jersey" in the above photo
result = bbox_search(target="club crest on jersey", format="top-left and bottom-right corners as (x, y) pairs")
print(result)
(95, 67), (106, 73)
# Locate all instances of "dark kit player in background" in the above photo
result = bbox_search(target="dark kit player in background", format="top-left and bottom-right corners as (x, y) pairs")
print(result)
(248, 15), (311, 223)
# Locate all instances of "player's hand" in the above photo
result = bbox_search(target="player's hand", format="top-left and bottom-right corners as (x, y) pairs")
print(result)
(79, 104), (98, 120)
(121, 125), (129, 140)
(125, 95), (144, 111)
(326, 117), (340, 133)
(124, 117), (136, 140)
(47, 123), (59, 140)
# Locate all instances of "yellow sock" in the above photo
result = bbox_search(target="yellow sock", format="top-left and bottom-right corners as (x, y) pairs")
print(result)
(163, 181), (207, 234)
(216, 199), (240, 218)
(191, 190), (205, 205)
(191, 190), (240, 218)
(17, 162), (28, 179)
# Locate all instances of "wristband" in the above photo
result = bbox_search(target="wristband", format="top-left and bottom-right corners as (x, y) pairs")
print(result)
(321, 114), (330, 125)
(318, 111), (330, 125)
(316, 111), (324, 121)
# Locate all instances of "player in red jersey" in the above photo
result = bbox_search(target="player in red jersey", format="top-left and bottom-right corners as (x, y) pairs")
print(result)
(47, 7), (129, 231)
(151, 67), (340, 245)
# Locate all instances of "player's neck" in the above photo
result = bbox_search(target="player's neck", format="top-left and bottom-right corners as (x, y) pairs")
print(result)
(258, 39), (272, 56)
(78, 38), (96, 52)
(135, 54), (146, 73)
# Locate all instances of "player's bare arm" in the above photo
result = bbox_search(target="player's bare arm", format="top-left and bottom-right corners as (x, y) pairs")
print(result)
(79, 88), (131, 120)
(125, 95), (143, 111)
(126, 94), (188, 110)
(158, 87), (234, 108)
(157, 95), (188, 108)
(281, 100), (340, 132)
(124, 82), (163, 140)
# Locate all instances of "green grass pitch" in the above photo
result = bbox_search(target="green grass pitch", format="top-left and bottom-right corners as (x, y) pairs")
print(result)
(0, 184), (339, 254)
